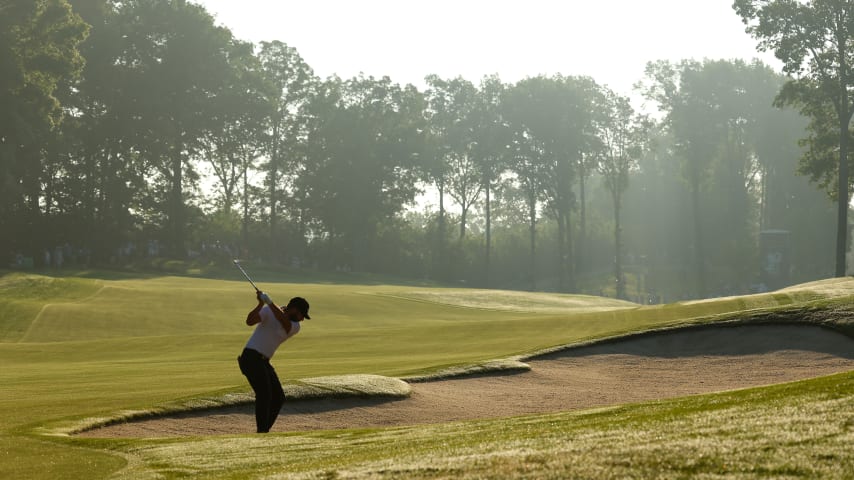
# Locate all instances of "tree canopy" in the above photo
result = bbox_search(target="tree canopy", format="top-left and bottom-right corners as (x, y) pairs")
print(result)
(734, 0), (854, 276)
(0, 0), (840, 301)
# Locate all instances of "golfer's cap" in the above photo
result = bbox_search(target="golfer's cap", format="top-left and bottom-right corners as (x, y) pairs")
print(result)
(287, 297), (311, 319)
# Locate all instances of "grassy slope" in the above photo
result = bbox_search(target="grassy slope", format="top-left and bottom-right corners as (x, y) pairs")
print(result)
(0, 273), (104, 341)
(0, 270), (853, 479)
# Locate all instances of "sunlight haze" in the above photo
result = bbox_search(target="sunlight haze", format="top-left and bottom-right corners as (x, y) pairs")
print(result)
(194, 0), (781, 99)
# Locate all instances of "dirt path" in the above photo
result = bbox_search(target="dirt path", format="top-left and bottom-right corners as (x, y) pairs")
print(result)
(79, 324), (854, 438)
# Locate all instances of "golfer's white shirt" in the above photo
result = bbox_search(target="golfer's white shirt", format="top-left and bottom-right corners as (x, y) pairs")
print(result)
(245, 305), (300, 359)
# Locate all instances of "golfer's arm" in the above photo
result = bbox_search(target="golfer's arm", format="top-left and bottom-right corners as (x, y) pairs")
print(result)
(246, 303), (263, 326)
(269, 303), (292, 334)
(246, 303), (292, 334)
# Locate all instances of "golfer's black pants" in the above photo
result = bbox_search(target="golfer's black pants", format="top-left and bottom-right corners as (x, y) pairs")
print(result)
(238, 348), (285, 433)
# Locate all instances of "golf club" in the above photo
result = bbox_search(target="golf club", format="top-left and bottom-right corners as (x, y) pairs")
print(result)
(232, 259), (260, 292)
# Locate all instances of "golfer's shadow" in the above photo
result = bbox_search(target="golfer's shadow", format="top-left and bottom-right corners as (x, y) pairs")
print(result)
(531, 324), (854, 360)
(280, 395), (408, 415)
(162, 394), (406, 423)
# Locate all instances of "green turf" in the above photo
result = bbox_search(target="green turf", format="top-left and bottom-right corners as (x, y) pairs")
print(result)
(1, 269), (853, 479)
(0, 273), (104, 341)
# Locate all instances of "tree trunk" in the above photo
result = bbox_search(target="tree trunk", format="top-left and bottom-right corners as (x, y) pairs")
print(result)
(528, 190), (537, 290)
(242, 161), (250, 256)
(557, 211), (566, 292)
(835, 78), (850, 277)
(269, 120), (280, 262)
(759, 164), (768, 230)
(170, 140), (184, 258)
(23, 145), (41, 215)
(614, 191), (625, 300)
(690, 181), (706, 298)
(577, 154), (587, 274)
(484, 180), (491, 288)
(459, 206), (467, 241)
(22, 145), (42, 260)
(436, 177), (446, 279)
(566, 203), (575, 292)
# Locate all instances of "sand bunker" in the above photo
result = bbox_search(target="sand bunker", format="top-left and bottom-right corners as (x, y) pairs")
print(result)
(79, 324), (854, 438)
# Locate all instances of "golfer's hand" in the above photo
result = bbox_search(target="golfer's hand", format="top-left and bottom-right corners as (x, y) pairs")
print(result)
(257, 291), (272, 305)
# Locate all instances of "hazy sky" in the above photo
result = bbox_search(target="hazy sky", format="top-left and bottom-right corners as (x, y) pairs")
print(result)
(194, 0), (781, 102)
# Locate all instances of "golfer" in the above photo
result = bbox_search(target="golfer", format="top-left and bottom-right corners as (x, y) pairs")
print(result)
(238, 291), (310, 433)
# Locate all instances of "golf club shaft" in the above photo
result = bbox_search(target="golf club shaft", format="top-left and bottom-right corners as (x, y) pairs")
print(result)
(233, 260), (260, 292)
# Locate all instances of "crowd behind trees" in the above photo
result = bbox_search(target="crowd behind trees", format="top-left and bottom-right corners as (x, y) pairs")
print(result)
(2, 0), (852, 302)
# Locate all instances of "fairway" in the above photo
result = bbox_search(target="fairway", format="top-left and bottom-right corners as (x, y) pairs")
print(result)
(2, 271), (854, 479)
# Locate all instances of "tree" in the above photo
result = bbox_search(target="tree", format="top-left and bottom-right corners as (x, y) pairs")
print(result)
(301, 75), (427, 271)
(0, 0), (88, 258)
(621, 121), (686, 300)
(744, 64), (836, 281)
(471, 74), (511, 286)
(425, 76), (482, 243)
(257, 40), (316, 261)
(734, 0), (854, 276)
(58, 0), (135, 258)
(505, 123), (547, 290)
(640, 60), (730, 297)
(597, 89), (644, 299)
(639, 59), (809, 296)
(115, 0), (238, 257)
(422, 75), (453, 278)
(203, 39), (274, 253)
(504, 75), (597, 292)
(570, 77), (604, 275)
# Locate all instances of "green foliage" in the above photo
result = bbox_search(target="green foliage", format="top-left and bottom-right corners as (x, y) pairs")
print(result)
(502, 75), (602, 291)
(301, 75), (428, 271)
(734, 0), (854, 276)
(637, 59), (825, 298)
(783, 79), (854, 199)
(256, 40), (317, 262)
(0, 0), (88, 256)
(0, 0), (88, 132)
(0, 0), (843, 306)
(424, 75), (483, 241)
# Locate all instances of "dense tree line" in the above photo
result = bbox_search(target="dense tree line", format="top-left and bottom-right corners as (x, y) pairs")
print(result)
(1, 0), (850, 301)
